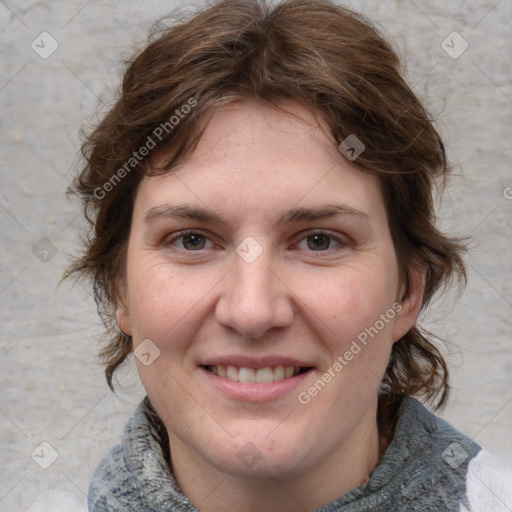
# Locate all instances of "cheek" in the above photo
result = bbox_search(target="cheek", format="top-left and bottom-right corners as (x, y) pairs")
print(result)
(128, 268), (176, 339)
(295, 265), (399, 396)
(303, 265), (397, 337)
(126, 259), (218, 347)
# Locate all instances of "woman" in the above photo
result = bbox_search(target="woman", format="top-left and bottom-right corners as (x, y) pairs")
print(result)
(65, 0), (510, 510)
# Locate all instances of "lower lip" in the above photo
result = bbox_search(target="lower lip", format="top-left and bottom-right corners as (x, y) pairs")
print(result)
(198, 367), (313, 402)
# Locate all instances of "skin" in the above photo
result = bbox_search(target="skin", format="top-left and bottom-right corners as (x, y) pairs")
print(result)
(116, 97), (424, 512)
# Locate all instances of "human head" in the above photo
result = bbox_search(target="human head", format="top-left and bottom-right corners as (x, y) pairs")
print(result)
(65, 0), (465, 412)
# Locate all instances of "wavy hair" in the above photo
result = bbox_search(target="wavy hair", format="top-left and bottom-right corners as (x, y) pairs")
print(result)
(64, 0), (466, 413)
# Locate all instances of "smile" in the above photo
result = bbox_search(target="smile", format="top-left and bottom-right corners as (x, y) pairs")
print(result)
(204, 365), (312, 384)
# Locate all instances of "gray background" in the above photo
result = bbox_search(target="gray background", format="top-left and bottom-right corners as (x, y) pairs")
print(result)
(1, 0), (511, 510)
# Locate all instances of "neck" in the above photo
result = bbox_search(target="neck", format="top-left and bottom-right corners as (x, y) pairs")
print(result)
(168, 402), (389, 512)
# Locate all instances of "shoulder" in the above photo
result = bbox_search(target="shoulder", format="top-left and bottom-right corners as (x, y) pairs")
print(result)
(388, 397), (511, 511)
(87, 397), (185, 512)
(87, 441), (138, 510)
(460, 449), (512, 512)
(394, 396), (481, 467)
(377, 397), (481, 509)
(87, 398), (151, 510)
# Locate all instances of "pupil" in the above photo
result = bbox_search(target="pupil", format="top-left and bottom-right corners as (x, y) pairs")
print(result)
(308, 234), (329, 251)
(183, 234), (204, 250)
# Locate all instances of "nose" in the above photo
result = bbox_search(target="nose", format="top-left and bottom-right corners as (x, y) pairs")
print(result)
(215, 248), (294, 339)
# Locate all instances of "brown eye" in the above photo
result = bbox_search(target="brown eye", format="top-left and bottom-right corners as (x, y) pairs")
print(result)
(181, 233), (207, 250)
(164, 230), (217, 254)
(306, 233), (333, 251)
(294, 231), (346, 254)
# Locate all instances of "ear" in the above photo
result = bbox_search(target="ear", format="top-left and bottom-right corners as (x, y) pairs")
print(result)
(391, 268), (425, 342)
(115, 281), (133, 337)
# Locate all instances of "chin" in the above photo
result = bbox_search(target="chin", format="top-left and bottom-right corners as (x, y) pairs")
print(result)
(205, 427), (314, 479)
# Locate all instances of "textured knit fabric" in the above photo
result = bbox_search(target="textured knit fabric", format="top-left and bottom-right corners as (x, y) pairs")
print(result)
(88, 396), (483, 511)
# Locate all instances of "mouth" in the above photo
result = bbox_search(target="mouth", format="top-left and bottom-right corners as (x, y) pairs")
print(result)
(198, 357), (316, 401)
(202, 364), (313, 384)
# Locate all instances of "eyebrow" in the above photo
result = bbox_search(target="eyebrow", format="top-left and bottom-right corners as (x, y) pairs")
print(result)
(281, 204), (369, 224)
(143, 203), (369, 226)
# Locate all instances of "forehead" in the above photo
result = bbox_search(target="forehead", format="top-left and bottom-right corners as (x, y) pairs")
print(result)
(134, 98), (386, 226)
(181, 98), (338, 167)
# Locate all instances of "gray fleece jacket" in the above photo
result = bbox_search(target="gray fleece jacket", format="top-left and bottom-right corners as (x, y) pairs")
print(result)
(87, 396), (487, 511)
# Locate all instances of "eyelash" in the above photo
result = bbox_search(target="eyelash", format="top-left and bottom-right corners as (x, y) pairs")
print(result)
(165, 229), (347, 254)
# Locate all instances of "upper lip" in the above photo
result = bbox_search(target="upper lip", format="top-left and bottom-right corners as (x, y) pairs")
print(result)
(199, 356), (315, 369)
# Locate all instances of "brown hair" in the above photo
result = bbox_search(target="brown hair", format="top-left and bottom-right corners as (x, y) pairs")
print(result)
(64, 0), (466, 411)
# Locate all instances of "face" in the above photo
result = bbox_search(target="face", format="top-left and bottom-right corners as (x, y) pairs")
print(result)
(117, 98), (422, 482)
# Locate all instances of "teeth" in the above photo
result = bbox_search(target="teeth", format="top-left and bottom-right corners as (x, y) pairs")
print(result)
(273, 365), (285, 381)
(255, 367), (273, 384)
(209, 364), (305, 383)
(226, 365), (238, 381)
(239, 367), (256, 383)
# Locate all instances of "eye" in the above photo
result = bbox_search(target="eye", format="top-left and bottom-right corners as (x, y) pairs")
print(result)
(295, 231), (345, 252)
(168, 231), (214, 251)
